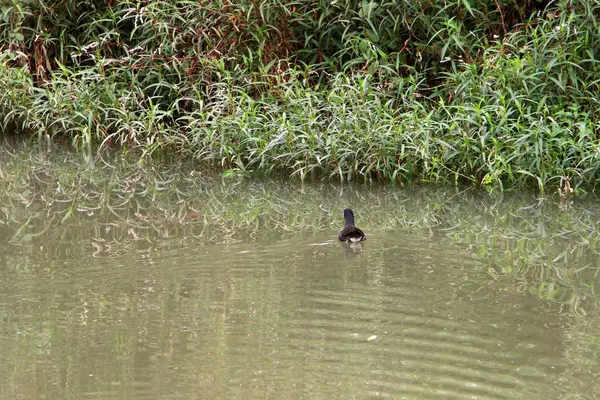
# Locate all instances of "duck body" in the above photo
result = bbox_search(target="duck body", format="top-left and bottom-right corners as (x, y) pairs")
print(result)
(338, 208), (366, 242)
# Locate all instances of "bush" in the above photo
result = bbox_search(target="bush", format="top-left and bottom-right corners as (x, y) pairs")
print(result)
(1, 0), (600, 190)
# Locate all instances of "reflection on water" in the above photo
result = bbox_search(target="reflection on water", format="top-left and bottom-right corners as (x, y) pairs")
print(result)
(1, 178), (600, 399)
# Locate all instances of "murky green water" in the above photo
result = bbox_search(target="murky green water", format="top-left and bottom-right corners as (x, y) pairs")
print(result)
(1, 165), (600, 398)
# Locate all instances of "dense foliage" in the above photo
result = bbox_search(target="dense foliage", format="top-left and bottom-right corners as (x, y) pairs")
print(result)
(1, 0), (600, 190)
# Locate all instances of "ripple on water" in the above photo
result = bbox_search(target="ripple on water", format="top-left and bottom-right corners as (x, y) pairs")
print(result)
(241, 232), (567, 399)
(0, 229), (576, 399)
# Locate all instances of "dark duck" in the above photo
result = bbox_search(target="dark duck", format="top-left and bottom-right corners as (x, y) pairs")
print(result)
(338, 209), (366, 242)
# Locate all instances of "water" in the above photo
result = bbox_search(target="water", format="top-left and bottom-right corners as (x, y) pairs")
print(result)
(1, 175), (600, 399)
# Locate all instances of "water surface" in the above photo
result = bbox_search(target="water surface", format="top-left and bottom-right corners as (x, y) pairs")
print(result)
(1, 176), (599, 399)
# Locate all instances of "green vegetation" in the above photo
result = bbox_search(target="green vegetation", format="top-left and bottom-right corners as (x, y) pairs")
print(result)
(1, 1), (600, 190)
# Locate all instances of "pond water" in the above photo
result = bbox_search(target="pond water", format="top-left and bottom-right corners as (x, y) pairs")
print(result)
(1, 168), (599, 399)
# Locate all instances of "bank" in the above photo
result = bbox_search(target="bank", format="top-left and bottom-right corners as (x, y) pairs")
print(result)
(1, 0), (599, 192)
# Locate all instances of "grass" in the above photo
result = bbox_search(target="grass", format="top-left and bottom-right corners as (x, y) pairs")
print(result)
(1, 1), (600, 191)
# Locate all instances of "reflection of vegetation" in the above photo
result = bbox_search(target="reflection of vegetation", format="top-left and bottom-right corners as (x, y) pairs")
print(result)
(1, 146), (599, 313)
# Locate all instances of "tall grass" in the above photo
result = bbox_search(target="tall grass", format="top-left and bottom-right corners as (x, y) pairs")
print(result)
(1, 0), (600, 190)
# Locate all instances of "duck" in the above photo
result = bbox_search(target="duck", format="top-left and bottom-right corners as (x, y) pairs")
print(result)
(338, 208), (366, 242)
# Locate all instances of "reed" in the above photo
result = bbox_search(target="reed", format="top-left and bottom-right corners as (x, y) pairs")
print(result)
(1, 1), (599, 190)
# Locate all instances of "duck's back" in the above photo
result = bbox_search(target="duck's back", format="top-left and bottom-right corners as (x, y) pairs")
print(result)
(338, 226), (366, 242)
